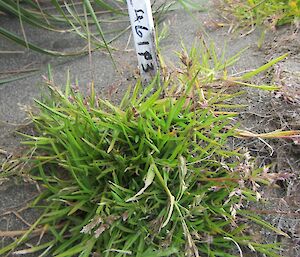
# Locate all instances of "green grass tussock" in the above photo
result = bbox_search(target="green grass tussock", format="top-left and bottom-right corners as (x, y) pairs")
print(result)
(225, 0), (300, 31)
(0, 43), (289, 256)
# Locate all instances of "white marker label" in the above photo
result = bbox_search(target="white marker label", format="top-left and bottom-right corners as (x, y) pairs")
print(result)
(126, 0), (159, 82)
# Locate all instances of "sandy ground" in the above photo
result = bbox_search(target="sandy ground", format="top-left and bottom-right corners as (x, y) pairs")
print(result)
(0, 1), (299, 256)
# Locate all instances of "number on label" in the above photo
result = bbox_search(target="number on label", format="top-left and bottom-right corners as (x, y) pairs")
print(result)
(135, 25), (148, 38)
(142, 63), (154, 72)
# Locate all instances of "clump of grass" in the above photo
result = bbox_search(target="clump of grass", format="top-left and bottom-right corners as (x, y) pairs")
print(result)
(0, 43), (289, 256)
(224, 0), (300, 32)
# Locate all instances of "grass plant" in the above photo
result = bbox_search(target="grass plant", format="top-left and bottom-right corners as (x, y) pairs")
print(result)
(0, 42), (291, 256)
(224, 0), (300, 32)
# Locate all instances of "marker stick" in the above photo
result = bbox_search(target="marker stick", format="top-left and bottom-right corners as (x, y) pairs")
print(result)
(126, 0), (159, 82)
